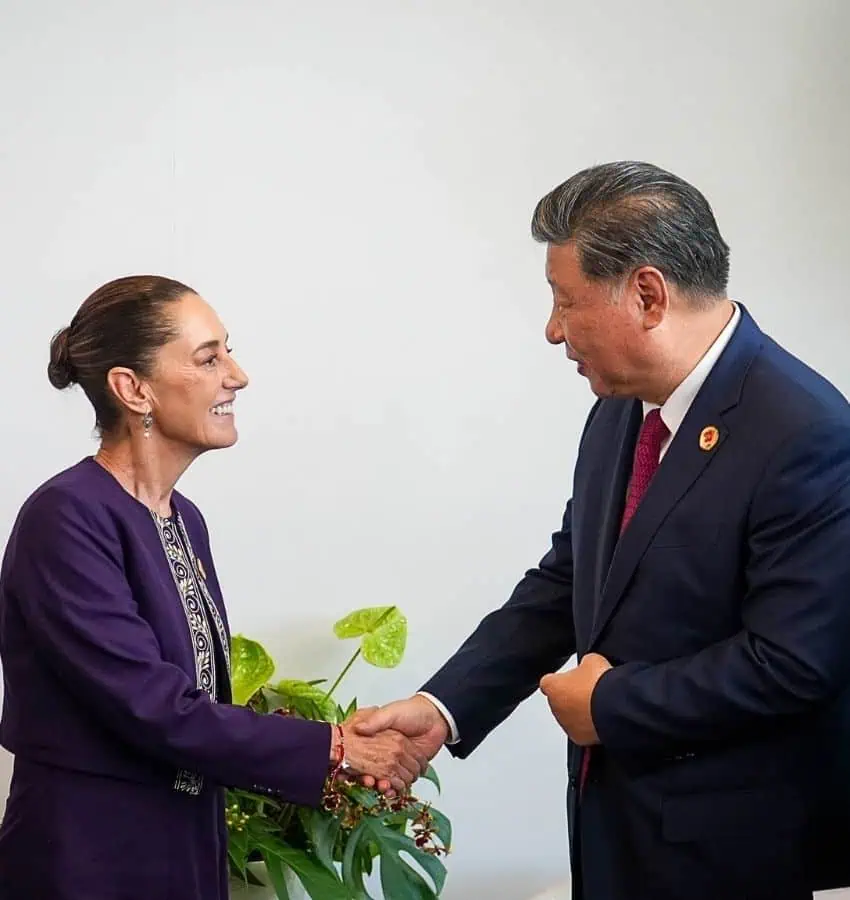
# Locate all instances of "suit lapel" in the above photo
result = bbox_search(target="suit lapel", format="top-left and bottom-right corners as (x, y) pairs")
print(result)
(571, 400), (641, 650)
(586, 305), (764, 649)
(593, 402), (642, 604)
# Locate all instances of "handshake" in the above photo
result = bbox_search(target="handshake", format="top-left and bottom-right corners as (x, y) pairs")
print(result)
(331, 651), (614, 793)
(333, 695), (450, 794)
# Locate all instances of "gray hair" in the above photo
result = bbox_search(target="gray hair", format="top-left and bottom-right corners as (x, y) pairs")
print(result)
(531, 161), (730, 301)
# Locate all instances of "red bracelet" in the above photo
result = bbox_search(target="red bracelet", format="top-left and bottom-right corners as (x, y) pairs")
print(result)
(330, 724), (345, 772)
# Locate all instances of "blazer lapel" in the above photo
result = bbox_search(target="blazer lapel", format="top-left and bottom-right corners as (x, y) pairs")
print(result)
(593, 402), (642, 607)
(587, 305), (764, 649)
(572, 400), (641, 650)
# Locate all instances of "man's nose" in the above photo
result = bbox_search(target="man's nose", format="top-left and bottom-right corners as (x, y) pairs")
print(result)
(545, 312), (563, 345)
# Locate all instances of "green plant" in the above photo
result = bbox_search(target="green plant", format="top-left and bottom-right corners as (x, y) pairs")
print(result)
(226, 606), (452, 899)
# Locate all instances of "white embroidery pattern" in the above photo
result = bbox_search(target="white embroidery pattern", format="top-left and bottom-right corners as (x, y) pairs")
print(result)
(152, 510), (228, 796)
(176, 515), (231, 682)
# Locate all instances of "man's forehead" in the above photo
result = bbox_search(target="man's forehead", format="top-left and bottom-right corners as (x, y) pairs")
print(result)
(546, 242), (579, 282)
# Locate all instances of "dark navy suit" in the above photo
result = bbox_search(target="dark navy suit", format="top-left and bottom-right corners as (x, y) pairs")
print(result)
(422, 305), (850, 899)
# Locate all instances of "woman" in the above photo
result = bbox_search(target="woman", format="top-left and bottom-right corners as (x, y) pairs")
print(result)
(0, 276), (425, 899)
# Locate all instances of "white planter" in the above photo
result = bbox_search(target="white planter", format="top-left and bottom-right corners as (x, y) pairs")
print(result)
(230, 862), (306, 900)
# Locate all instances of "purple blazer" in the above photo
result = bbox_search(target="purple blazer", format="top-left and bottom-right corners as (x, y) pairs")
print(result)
(0, 458), (330, 806)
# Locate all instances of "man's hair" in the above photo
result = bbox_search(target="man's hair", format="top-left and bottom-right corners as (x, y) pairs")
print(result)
(531, 161), (730, 303)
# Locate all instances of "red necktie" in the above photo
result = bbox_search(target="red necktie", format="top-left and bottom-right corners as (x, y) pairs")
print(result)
(578, 408), (669, 794)
(620, 408), (670, 533)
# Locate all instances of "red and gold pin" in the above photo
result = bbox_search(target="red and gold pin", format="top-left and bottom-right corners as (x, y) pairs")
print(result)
(699, 425), (720, 452)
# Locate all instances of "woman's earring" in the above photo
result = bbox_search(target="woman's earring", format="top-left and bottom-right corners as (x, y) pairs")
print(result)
(142, 411), (153, 438)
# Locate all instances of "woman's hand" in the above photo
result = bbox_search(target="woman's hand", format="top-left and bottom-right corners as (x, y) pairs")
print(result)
(339, 724), (430, 794)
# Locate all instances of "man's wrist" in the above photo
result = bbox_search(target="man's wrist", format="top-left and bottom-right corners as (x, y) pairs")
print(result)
(416, 691), (460, 744)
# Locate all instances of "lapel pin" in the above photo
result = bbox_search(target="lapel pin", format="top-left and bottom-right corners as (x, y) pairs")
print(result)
(197, 558), (207, 580)
(699, 425), (720, 452)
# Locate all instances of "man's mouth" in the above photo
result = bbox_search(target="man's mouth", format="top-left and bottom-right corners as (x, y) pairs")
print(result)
(211, 401), (234, 416)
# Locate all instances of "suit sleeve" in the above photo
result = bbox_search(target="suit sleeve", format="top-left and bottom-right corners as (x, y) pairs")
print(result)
(591, 417), (850, 756)
(11, 488), (332, 806)
(420, 500), (577, 757)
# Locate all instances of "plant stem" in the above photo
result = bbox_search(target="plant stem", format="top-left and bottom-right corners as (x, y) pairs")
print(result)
(324, 647), (361, 701)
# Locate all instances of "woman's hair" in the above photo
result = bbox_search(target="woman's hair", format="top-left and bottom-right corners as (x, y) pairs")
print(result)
(48, 275), (195, 434)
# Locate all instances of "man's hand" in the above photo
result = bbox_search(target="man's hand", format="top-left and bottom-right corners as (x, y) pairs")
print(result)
(348, 696), (450, 792)
(340, 724), (430, 794)
(540, 653), (612, 746)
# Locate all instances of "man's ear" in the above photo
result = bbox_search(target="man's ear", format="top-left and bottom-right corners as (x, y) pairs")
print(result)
(631, 266), (670, 329)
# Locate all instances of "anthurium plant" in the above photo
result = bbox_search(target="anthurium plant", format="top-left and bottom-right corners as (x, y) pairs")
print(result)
(226, 606), (452, 899)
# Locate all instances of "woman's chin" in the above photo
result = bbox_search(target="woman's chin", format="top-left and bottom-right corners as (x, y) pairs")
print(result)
(200, 419), (239, 450)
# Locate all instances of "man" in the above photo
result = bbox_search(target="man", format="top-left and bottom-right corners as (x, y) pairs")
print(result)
(355, 161), (850, 899)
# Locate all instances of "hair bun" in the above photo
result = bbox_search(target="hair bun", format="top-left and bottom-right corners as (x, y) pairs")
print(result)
(48, 326), (77, 389)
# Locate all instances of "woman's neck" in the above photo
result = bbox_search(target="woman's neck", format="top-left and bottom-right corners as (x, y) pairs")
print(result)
(94, 436), (194, 517)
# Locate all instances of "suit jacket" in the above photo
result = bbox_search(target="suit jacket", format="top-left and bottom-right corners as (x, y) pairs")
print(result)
(0, 458), (330, 806)
(422, 305), (850, 899)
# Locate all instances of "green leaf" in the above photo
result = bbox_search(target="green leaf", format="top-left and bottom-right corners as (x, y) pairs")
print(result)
(230, 635), (276, 705)
(341, 821), (375, 900)
(255, 836), (349, 900)
(379, 853), (436, 900)
(344, 697), (358, 719)
(380, 805), (451, 856)
(227, 848), (248, 881)
(260, 851), (291, 900)
(420, 765), (441, 792)
(333, 606), (407, 668)
(345, 784), (381, 810)
(303, 809), (341, 875)
(367, 819), (447, 896)
(227, 824), (251, 873)
(270, 680), (339, 722)
(360, 839), (380, 876)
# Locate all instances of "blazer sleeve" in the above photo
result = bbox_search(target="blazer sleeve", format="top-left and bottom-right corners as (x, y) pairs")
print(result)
(9, 487), (332, 807)
(420, 499), (577, 758)
(591, 417), (850, 756)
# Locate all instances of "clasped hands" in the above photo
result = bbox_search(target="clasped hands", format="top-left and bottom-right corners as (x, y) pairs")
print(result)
(338, 653), (612, 794)
(338, 695), (450, 795)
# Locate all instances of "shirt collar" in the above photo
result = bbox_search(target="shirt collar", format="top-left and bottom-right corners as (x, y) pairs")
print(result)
(642, 301), (741, 435)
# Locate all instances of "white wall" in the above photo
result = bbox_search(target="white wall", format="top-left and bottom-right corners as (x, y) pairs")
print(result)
(1, 1), (848, 897)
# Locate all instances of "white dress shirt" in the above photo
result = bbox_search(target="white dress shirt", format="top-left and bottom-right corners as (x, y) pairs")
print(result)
(647, 301), (740, 458)
(420, 302), (741, 745)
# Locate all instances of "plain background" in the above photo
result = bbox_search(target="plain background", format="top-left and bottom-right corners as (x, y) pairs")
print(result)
(1, 1), (849, 897)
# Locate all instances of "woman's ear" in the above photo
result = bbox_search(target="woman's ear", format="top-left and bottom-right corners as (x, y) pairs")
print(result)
(105, 367), (151, 417)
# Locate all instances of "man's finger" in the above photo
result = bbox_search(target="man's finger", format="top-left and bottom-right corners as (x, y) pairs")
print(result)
(389, 775), (407, 793)
(352, 707), (393, 736)
(376, 778), (394, 795)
